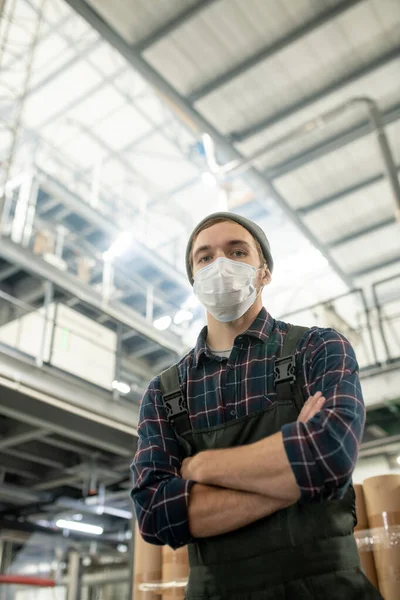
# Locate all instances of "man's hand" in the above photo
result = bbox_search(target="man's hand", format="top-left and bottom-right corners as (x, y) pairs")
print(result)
(297, 391), (325, 423)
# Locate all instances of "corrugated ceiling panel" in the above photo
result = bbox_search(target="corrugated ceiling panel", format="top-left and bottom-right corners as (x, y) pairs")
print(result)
(145, 0), (342, 95)
(273, 120), (400, 208)
(302, 180), (396, 243)
(236, 59), (400, 161)
(355, 261), (400, 287)
(86, 0), (199, 45)
(331, 223), (400, 273)
(193, 0), (400, 135)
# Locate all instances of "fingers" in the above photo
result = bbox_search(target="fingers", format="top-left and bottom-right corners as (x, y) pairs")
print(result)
(297, 391), (326, 423)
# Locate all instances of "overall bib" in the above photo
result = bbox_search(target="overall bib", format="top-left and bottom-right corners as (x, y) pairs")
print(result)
(161, 328), (383, 599)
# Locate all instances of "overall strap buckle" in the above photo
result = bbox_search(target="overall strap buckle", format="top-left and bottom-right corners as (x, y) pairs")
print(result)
(160, 364), (191, 435)
(274, 355), (296, 404)
(163, 389), (187, 422)
(274, 355), (296, 385)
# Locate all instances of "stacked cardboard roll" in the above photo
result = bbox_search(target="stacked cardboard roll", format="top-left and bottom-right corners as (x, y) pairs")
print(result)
(33, 230), (54, 255)
(353, 484), (379, 589)
(363, 475), (400, 600)
(77, 256), (93, 283)
(133, 522), (162, 600)
(161, 545), (189, 600)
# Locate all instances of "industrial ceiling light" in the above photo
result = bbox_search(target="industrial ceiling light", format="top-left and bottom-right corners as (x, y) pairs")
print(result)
(56, 519), (103, 536)
(173, 309), (193, 325)
(117, 544), (128, 553)
(201, 171), (217, 187)
(112, 380), (131, 395)
(153, 315), (172, 331)
(103, 232), (133, 260)
(396, 455), (400, 466)
(182, 294), (199, 310)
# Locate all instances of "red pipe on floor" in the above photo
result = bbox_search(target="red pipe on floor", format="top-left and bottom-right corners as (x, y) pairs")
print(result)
(0, 575), (56, 587)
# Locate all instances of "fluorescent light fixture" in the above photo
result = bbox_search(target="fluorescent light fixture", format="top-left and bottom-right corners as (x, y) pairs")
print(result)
(104, 232), (133, 260)
(174, 309), (193, 325)
(202, 133), (219, 173)
(153, 315), (172, 331)
(112, 380), (131, 394)
(117, 544), (128, 553)
(397, 455), (400, 466)
(182, 294), (199, 310)
(56, 519), (103, 535)
(201, 171), (217, 187)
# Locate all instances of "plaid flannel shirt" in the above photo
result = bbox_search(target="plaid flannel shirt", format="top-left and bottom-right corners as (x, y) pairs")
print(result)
(131, 308), (365, 549)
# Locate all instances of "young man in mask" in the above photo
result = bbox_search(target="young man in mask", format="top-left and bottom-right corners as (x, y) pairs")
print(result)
(131, 213), (381, 599)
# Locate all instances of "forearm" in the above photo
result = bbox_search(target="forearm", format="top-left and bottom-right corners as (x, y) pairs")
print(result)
(189, 432), (300, 503)
(188, 482), (291, 538)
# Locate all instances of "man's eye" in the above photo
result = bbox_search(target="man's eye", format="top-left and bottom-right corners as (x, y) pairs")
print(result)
(232, 251), (246, 257)
(199, 255), (211, 263)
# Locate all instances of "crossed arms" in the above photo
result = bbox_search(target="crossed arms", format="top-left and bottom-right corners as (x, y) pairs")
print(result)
(131, 329), (365, 548)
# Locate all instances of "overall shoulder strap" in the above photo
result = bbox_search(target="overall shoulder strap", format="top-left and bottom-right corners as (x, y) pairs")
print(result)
(274, 325), (309, 413)
(159, 364), (191, 435)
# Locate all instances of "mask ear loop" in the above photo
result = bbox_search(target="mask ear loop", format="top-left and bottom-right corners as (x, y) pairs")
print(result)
(253, 263), (268, 302)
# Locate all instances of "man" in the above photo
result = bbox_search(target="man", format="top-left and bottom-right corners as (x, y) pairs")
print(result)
(131, 212), (382, 599)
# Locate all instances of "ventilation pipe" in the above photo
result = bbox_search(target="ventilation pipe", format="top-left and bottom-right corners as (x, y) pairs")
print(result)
(203, 97), (400, 222)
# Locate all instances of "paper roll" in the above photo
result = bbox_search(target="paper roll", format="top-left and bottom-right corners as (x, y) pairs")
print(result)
(363, 475), (400, 600)
(354, 484), (369, 531)
(161, 545), (189, 600)
(133, 522), (162, 600)
(354, 529), (379, 590)
(353, 485), (379, 588)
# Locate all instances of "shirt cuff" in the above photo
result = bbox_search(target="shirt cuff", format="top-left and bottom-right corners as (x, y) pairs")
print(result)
(157, 477), (195, 548)
(281, 421), (325, 501)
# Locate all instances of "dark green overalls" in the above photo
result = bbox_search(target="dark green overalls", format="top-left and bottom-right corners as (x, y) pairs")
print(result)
(160, 326), (383, 599)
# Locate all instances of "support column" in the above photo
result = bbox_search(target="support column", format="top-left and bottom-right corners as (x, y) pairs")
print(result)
(67, 550), (82, 600)
(36, 280), (54, 367)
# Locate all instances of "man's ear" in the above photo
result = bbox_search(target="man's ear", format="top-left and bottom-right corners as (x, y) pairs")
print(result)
(260, 265), (272, 286)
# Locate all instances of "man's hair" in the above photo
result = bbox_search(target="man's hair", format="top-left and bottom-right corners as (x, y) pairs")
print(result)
(189, 216), (265, 271)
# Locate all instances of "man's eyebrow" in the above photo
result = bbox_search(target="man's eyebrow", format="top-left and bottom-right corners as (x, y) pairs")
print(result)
(193, 244), (212, 260)
(226, 239), (251, 249)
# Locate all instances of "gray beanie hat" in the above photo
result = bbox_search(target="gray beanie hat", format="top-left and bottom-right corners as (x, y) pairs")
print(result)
(185, 211), (273, 285)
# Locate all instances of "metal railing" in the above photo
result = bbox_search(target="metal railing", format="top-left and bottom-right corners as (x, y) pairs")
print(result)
(1, 268), (399, 401)
(0, 170), (191, 331)
(279, 284), (400, 371)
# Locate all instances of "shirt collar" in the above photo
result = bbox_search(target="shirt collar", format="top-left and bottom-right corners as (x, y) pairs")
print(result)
(193, 307), (274, 367)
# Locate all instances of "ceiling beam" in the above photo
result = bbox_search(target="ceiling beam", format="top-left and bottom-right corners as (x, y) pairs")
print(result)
(298, 166), (400, 216)
(64, 0), (354, 290)
(0, 483), (50, 505)
(1, 447), (65, 470)
(0, 452), (47, 481)
(26, 39), (101, 98)
(188, 0), (365, 103)
(351, 255), (400, 278)
(136, 0), (221, 53)
(328, 217), (397, 248)
(266, 102), (400, 179)
(0, 265), (19, 283)
(0, 384), (136, 457)
(0, 425), (48, 450)
(32, 474), (82, 491)
(230, 45), (400, 142)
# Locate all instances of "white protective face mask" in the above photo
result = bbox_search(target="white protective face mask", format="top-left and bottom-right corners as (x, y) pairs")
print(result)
(193, 257), (261, 323)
